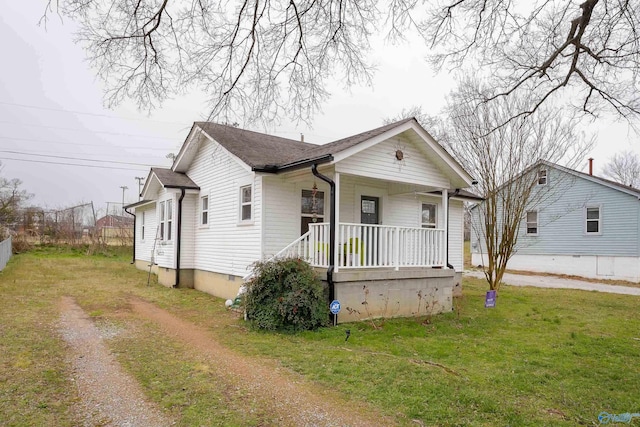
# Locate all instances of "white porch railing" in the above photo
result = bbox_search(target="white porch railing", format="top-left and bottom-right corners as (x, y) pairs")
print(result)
(336, 223), (445, 269)
(270, 223), (445, 270)
(270, 224), (331, 268)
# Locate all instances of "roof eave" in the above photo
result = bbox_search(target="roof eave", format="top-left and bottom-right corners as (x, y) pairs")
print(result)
(124, 199), (155, 209)
(252, 154), (334, 174)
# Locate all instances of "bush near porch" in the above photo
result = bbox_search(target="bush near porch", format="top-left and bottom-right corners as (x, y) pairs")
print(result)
(244, 257), (329, 331)
(0, 246), (638, 426)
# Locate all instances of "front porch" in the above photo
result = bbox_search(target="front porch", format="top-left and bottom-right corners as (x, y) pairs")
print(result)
(274, 223), (446, 271)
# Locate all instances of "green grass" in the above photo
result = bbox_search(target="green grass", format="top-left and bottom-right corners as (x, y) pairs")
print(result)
(1, 246), (639, 426)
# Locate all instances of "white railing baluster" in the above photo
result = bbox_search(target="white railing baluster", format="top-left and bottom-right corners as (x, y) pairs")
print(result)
(261, 223), (446, 277)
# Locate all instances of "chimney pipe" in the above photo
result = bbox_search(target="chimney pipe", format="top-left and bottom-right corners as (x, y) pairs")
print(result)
(588, 158), (594, 176)
(301, 133), (304, 143)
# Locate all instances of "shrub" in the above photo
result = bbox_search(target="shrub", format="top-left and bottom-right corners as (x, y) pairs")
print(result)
(244, 257), (329, 331)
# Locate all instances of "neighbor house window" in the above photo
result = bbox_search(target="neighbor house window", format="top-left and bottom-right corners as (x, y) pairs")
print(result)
(421, 203), (437, 228)
(538, 169), (547, 185)
(141, 211), (145, 240)
(586, 206), (601, 234)
(159, 201), (165, 240)
(240, 185), (252, 221)
(526, 210), (538, 235)
(301, 189), (325, 234)
(201, 195), (209, 225)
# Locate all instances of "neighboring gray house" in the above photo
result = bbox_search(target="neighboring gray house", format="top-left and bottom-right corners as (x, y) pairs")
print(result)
(126, 119), (480, 322)
(471, 160), (640, 282)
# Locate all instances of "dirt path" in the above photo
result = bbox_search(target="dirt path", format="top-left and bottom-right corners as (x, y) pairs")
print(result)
(130, 298), (396, 427)
(58, 295), (395, 426)
(58, 296), (174, 427)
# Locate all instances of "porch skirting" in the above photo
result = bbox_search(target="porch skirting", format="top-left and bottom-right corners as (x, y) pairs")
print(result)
(317, 267), (455, 324)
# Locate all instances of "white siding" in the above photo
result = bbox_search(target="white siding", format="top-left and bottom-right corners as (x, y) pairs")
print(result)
(154, 189), (176, 269)
(187, 138), (262, 277)
(180, 194), (197, 269)
(134, 203), (157, 263)
(262, 175), (334, 257)
(335, 135), (450, 188)
(262, 176), (298, 257)
(448, 200), (464, 271)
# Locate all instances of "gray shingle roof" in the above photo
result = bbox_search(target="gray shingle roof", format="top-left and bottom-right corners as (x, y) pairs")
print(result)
(196, 118), (417, 170)
(152, 168), (199, 189)
(297, 118), (416, 160)
(195, 122), (318, 168)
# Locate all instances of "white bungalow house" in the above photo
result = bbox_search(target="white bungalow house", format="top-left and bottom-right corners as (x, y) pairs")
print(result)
(471, 160), (640, 282)
(125, 118), (480, 322)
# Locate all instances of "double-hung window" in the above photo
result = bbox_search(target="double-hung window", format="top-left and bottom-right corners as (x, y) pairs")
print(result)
(166, 199), (173, 240)
(586, 206), (601, 234)
(538, 169), (547, 185)
(159, 201), (165, 240)
(421, 203), (437, 229)
(240, 185), (252, 222)
(159, 200), (173, 241)
(201, 195), (209, 225)
(526, 210), (538, 235)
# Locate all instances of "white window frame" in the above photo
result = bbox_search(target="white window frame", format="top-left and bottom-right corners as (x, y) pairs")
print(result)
(421, 203), (437, 229)
(141, 211), (146, 241)
(538, 169), (548, 185)
(166, 199), (173, 241)
(526, 210), (538, 236)
(159, 201), (165, 240)
(239, 184), (253, 223)
(585, 205), (601, 235)
(200, 195), (209, 226)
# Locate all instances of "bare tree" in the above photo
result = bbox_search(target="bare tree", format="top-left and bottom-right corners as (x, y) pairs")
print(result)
(44, 0), (378, 126)
(602, 150), (640, 188)
(43, 1), (640, 127)
(0, 164), (33, 236)
(423, 0), (640, 130)
(445, 79), (594, 291)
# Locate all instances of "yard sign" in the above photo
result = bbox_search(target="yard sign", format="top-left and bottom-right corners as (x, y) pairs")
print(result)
(485, 290), (497, 308)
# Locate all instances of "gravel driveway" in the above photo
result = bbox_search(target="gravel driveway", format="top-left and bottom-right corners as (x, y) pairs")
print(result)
(464, 270), (640, 296)
(58, 296), (395, 427)
(58, 296), (173, 427)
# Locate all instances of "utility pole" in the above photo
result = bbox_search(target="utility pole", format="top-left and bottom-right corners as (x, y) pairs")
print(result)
(120, 186), (128, 215)
(135, 177), (144, 200)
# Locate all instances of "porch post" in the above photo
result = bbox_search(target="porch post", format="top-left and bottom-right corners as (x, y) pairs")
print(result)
(334, 172), (340, 273)
(442, 189), (448, 268)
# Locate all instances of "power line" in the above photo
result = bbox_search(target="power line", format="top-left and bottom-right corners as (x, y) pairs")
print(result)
(0, 146), (167, 161)
(0, 157), (152, 171)
(0, 100), (193, 126)
(0, 135), (175, 151)
(0, 150), (160, 167)
(0, 119), (177, 140)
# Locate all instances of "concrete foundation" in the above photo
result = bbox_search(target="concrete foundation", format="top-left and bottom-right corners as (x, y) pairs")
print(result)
(193, 270), (243, 300)
(134, 260), (457, 324)
(319, 267), (455, 324)
(133, 261), (194, 289)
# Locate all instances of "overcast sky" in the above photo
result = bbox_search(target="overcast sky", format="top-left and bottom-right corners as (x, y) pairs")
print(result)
(1, 2), (638, 216)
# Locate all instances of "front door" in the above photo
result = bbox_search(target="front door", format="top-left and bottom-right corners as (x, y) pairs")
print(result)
(361, 196), (380, 224)
(359, 196), (380, 266)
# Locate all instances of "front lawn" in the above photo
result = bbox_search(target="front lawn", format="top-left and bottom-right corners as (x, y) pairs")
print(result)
(0, 246), (638, 426)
